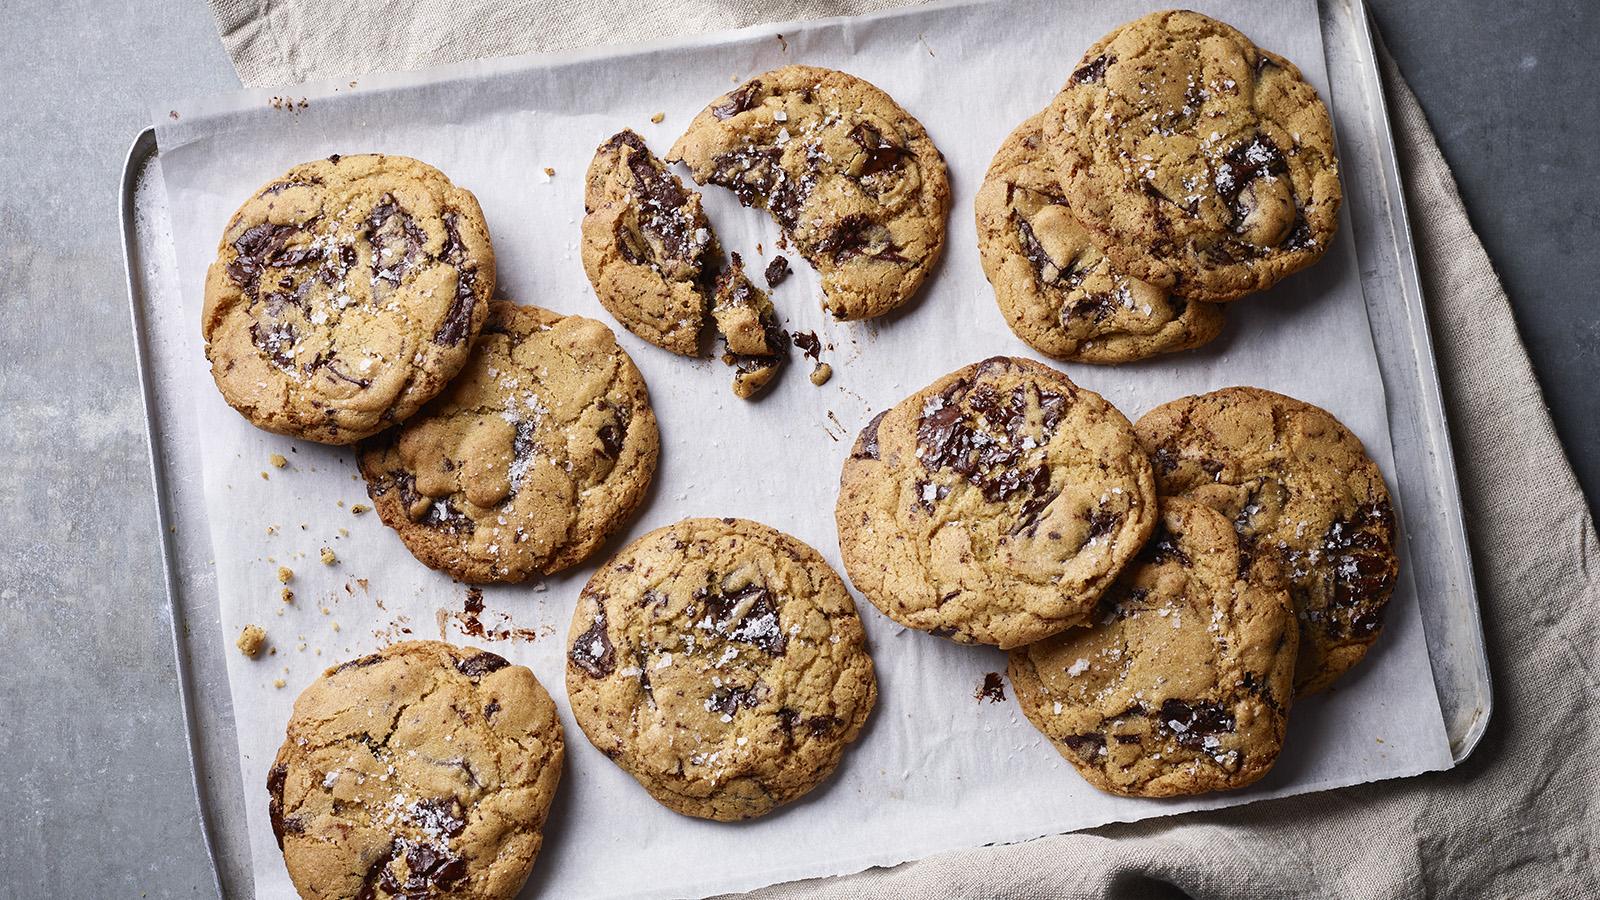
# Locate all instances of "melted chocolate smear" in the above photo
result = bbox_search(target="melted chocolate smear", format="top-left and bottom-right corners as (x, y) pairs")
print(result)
(570, 608), (616, 677)
(1085, 509), (1121, 543)
(421, 500), (474, 533)
(597, 423), (624, 459)
(1070, 54), (1112, 85)
(691, 582), (788, 655)
(431, 211), (478, 347)
(849, 122), (910, 177)
(367, 194), (428, 287)
(813, 213), (905, 266)
(334, 652), (384, 674)
(455, 649), (510, 680)
(411, 797), (467, 838)
(712, 80), (763, 120)
(1158, 698), (1236, 748)
(249, 320), (300, 371)
(1241, 671), (1280, 712)
(354, 843), (400, 900)
(975, 672), (1007, 703)
(380, 842), (468, 900)
(1015, 213), (1081, 289)
(1323, 500), (1397, 637)
(1214, 135), (1289, 226)
(228, 223), (303, 290)
(764, 255), (792, 287)
(709, 145), (808, 231)
(1150, 444), (1180, 474)
(916, 379), (1067, 509)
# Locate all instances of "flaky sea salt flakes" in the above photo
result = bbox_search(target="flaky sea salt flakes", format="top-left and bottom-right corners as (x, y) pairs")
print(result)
(1067, 657), (1090, 677)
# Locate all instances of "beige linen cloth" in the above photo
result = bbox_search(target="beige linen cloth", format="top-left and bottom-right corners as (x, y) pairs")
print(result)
(205, 1), (1599, 896)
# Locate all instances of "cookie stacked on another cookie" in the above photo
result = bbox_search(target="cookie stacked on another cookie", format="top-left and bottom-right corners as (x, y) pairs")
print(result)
(835, 356), (1157, 648)
(978, 10), (1342, 363)
(358, 301), (660, 583)
(269, 641), (564, 900)
(203, 154), (495, 443)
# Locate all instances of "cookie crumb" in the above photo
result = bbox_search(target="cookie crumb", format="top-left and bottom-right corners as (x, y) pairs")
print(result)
(809, 363), (833, 386)
(273, 678), (287, 689)
(260, 471), (270, 480)
(650, 112), (665, 124)
(281, 587), (295, 604)
(543, 166), (556, 177)
(269, 453), (288, 468)
(351, 504), (370, 515)
(320, 547), (338, 565)
(975, 672), (1006, 703)
(236, 625), (268, 658)
(277, 566), (294, 583)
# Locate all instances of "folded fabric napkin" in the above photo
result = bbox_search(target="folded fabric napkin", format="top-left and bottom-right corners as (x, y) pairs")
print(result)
(202, 0), (1600, 895)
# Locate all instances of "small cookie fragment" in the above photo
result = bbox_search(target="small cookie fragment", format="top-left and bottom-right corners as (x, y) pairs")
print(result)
(670, 65), (951, 320)
(835, 356), (1156, 648)
(201, 154), (494, 444)
(237, 624), (267, 657)
(1009, 499), (1297, 797)
(581, 129), (719, 356)
(976, 113), (1224, 363)
(277, 566), (294, 583)
(566, 518), (877, 821)
(712, 254), (788, 400)
(650, 112), (666, 124)
(809, 363), (833, 386)
(269, 453), (288, 468)
(360, 302), (659, 583)
(1134, 387), (1398, 694)
(269, 641), (564, 900)
(1044, 10), (1341, 301)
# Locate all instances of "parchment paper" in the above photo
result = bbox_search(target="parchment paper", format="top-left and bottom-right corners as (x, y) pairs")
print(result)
(150, 1), (1454, 896)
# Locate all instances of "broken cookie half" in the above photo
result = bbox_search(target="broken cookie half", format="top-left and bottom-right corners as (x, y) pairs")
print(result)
(582, 130), (804, 400)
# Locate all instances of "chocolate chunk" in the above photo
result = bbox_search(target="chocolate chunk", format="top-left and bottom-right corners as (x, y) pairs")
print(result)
(1214, 135), (1288, 220)
(421, 499), (473, 533)
(355, 843), (401, 900)
(813, 213), (904, 266)
(411, 797), (467, 838)
(691, 582), (788, 655)
(484, 698), (501, 720)
(333, 652), (384, 674)
(1070, 54), (1113, 85)
(1062, 732), (1106, 758)
(1322, 500), (1396, 635)
(706, 683), (760, 716)
(250, 320), (300, 371)
(597, 423), (624, 459)
(455, 650), (510, 679)
(570, 608), (616, 677)
(266, 764), (289, 848)
(805, 714), (840, 736)
(712, 80), (763, 120)
(228, 222), (303, 289)
(791, 330), (821, 360)
(1158, 698), (1235, 748)
(380, 841), (468, 898)
(367, 194), (429, 287)
(975, 672), (1007, 703)
(1085, 509), (1121, 543)
(849, 122), (910, 177)
(853, 410), (888, 461)
(709, 145), (808, 231)
(1015, 213), (1080, 289)
(764, 255), (792, 287)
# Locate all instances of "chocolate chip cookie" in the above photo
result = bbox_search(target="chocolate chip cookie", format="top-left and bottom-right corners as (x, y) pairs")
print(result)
(1134, 387), (1398, 694)
(976, 113), (1225, 363)
(582, 129), (718, 356)
(268, 641), (563, 900)
(670, 65), (950, 320)
(1044, 10), (1341, 301)
(1008, 499), (1297, 797)
(203, 154), (494, 443)
(835, 357), (1157, 648)
(566, 517), (877, 821)
(359, 302), (659, 583)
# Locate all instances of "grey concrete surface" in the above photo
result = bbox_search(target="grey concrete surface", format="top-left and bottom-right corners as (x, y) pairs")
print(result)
(0, 1), (1593, 896)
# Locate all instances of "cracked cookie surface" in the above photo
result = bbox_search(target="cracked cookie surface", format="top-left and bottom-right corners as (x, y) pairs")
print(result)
(566, 517), (877, 821)
(670, 65), (950, 320)
(976, 113), (1224, 364)
(359, 302), (659, 583)
(1134, 387), (1398, 694)
(203, 154), (494, 443)
(1008, 499), (1296, 797)
(835, 356), (1156, 648)
(268, 641), (563, 900)
(582, 129), (718, 356)
(1044, 10), (1341, 302)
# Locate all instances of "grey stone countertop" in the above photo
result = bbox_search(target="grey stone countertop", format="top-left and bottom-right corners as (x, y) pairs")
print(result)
(1, 0), (1594, 896)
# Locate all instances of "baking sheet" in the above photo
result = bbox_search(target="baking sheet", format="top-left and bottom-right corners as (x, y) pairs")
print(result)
(147, 1), (1454, 897)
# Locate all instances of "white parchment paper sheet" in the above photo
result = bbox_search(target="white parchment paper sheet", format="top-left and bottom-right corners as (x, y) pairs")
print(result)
(151, 1), (1453, 896)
